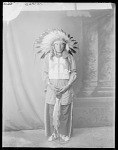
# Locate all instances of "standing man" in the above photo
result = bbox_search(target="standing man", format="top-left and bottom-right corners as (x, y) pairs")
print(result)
(34, 29), (78, 143)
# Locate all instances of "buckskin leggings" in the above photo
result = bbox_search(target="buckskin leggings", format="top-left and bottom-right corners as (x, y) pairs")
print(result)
(44, 103), (73, 137)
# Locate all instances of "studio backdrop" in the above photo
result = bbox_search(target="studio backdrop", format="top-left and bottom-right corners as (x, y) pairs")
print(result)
(3, 9), (115, 131)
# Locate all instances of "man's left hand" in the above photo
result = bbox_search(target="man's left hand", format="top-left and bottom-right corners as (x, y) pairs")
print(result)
(56, 84), (70, 96)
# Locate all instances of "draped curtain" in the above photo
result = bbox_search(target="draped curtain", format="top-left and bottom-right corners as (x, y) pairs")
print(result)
(3, 22), (45, 130)
(3, 10), (47, 131)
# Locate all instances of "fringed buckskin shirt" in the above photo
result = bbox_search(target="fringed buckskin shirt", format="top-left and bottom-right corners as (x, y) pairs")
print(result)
(43, 51), (77, 105)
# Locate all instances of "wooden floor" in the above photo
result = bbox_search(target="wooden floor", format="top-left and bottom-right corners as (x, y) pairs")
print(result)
(2, 126), (115, 148)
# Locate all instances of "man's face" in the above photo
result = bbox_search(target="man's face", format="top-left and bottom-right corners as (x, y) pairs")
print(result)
(54, 41), (65, 53)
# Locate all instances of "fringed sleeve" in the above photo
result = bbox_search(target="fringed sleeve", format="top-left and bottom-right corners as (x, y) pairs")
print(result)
(68, 55), (77, 86)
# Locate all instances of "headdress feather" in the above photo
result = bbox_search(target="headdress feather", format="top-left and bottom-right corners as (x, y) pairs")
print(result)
(33, 29), (79, 58)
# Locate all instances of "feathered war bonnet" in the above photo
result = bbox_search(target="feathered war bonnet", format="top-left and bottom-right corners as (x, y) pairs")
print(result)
(34, 29), (79, 59)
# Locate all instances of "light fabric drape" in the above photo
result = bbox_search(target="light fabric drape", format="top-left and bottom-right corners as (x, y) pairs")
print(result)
(3, 17), (46, 131)
(3, 2), (24, 24)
